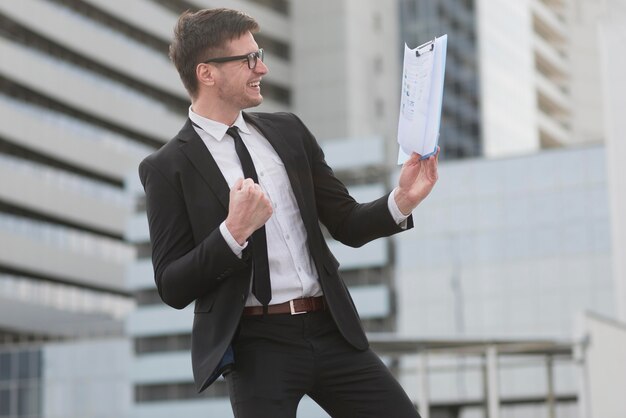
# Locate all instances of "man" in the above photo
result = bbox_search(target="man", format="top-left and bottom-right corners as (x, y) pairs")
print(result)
(139, 8), (438, 418)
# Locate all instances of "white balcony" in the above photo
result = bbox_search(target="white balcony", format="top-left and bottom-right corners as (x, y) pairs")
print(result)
(531, 0), (567, 43)
(0, 0), (184, 99)
(126, 212), (150, 244)
(350, 284), (390, 319)
(328, 238), (389, 270)
(0, 215), (131, 292)
(132, 351), (193, 384)
(533, 33), (569, 79)
(0, 0), (293, 97)
(187, 0), (291, 43)
(127, 305), (193, 337)
(537, 109), (570, 146)
(126, 260), (155, 291)
(321, 136), (385, 171)
(80, 0), (179, 40)
(0, 155), (129, 236)
(0, 276), (130, 338)
(0, 37), (185, 143)
(348, 183), (387, 203)
(535, 72), (571, 115)
(0, 95), (146, 182)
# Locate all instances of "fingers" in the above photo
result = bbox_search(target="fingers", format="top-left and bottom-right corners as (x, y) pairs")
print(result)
(231, 179), (270, 208)
(240, 180), (264, 198)
(232, 178), (244, 191)
(232, 178), (259, 194)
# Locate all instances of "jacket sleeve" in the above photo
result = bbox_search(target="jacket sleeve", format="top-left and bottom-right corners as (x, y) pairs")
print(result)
(138, 158), (248, 310)
(290, 114), (413, 248)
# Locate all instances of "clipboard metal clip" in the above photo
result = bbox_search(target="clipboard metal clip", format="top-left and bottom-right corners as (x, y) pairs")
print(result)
(416, 38), (436, 57)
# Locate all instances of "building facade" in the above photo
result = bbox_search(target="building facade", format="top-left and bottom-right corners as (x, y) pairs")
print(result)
(0, 0), (151, 344)
(399, 0), (482, 159)
(395, 144), (613, 417)
(399, 0), (606, 160)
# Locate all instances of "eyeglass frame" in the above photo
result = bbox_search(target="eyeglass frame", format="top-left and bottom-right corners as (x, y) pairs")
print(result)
(202, 49), (264, 70)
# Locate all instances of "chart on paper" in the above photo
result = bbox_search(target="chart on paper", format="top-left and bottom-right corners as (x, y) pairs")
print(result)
(400, 47), (434, 123)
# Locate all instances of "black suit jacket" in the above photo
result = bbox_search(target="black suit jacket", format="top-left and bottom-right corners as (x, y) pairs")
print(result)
(138, 111), (413, 392)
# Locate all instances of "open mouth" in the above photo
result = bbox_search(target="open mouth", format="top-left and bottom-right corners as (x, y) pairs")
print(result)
(248, 80), (261, 88)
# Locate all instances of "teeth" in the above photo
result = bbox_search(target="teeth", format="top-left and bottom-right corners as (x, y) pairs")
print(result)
(249, 81), (260, 87)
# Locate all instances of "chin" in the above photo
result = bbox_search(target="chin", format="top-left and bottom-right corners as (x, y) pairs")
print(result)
(245, 96), (263, 109)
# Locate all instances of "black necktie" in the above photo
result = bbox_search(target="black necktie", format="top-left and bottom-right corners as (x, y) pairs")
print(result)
(226, 126), (272, 306)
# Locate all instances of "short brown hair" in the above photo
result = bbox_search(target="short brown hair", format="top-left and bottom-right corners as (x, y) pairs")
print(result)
(169, 8), (260, 98)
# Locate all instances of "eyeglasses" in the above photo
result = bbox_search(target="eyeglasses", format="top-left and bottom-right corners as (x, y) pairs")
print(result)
(203, 49), (264, 69)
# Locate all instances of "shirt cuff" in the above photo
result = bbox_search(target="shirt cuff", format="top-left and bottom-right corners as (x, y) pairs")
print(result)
(219, 221), (248, 258)
(388, 188), (410, 229)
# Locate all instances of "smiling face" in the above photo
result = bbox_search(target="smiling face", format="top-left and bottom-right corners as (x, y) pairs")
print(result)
(205, 31), (268, 122)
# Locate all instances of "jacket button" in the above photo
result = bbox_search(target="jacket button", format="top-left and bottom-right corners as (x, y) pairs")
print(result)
(241, 293), (246, 302)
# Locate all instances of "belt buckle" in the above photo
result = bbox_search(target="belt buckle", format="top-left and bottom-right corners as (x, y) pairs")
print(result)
(289, 299), (306, 315)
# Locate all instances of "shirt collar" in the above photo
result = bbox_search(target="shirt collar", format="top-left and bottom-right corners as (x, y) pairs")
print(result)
(188, 107), (252, 141)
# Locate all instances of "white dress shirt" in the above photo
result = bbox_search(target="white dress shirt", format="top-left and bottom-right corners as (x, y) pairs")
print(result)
(189, 108), (409, 306)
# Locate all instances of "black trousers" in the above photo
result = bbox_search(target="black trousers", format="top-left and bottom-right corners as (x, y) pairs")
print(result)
(225, 310), (420, 418)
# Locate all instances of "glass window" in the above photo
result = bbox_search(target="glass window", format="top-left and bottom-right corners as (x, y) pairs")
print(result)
(17, 383), (39, 417)
(0, 388), (11, 415)
(0, 353), (13, 381)
(17, 352), (32, 379)
(135, 380), (228, 402)
(134, 288), (162, 306)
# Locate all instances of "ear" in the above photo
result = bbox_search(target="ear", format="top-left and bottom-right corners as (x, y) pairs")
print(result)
(196, 63), (216, 88)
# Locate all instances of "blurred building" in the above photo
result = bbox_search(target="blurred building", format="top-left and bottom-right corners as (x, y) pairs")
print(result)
(399, 0), (481, 159)
(0, 339), (132, 418)
(1, 0), (401, 417)
(394, 1), (626, 417)
(395, 145), (609, 417)
(0, 0), (172, 414)
(399, 0), (605, 159)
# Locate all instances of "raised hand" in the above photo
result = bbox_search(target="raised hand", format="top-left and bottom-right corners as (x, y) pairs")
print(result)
(225, 178), (273, 245)
(394, 148), (439, 215)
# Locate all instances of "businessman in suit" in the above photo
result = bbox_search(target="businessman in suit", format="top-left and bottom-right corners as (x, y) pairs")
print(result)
(139, 8), (438, 418)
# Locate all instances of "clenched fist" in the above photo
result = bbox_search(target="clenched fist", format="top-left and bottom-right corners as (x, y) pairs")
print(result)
(225, 178), (273, 245)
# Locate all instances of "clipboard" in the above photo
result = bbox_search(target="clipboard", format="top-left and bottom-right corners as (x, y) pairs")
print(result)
(397, 34), (447, 164)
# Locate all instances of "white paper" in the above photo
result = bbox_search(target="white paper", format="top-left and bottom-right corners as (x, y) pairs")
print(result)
(397, 35), (447, 164)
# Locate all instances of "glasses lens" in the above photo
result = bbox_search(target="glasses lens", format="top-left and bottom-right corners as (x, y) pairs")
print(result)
(247, 49), (263, 69)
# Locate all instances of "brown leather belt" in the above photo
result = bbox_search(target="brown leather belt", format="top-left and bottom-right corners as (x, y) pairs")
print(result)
(243, 296), (326, 316)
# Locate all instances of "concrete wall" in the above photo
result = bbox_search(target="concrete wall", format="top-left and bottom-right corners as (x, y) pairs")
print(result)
(578, 313), (626, 418)
(292, 0), (400, 156)
(476, 0), (539, 157)
(395, 146), (612, 403)
(600, 0), (626, 322)
(396, 146), (612, 339)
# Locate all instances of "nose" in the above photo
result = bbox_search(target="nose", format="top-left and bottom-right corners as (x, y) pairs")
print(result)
(255, 58), (269, 75)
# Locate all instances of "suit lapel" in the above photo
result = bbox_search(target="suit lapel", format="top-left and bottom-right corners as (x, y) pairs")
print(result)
(243, 113), (297, 168)
(178, 119), (230, 210)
